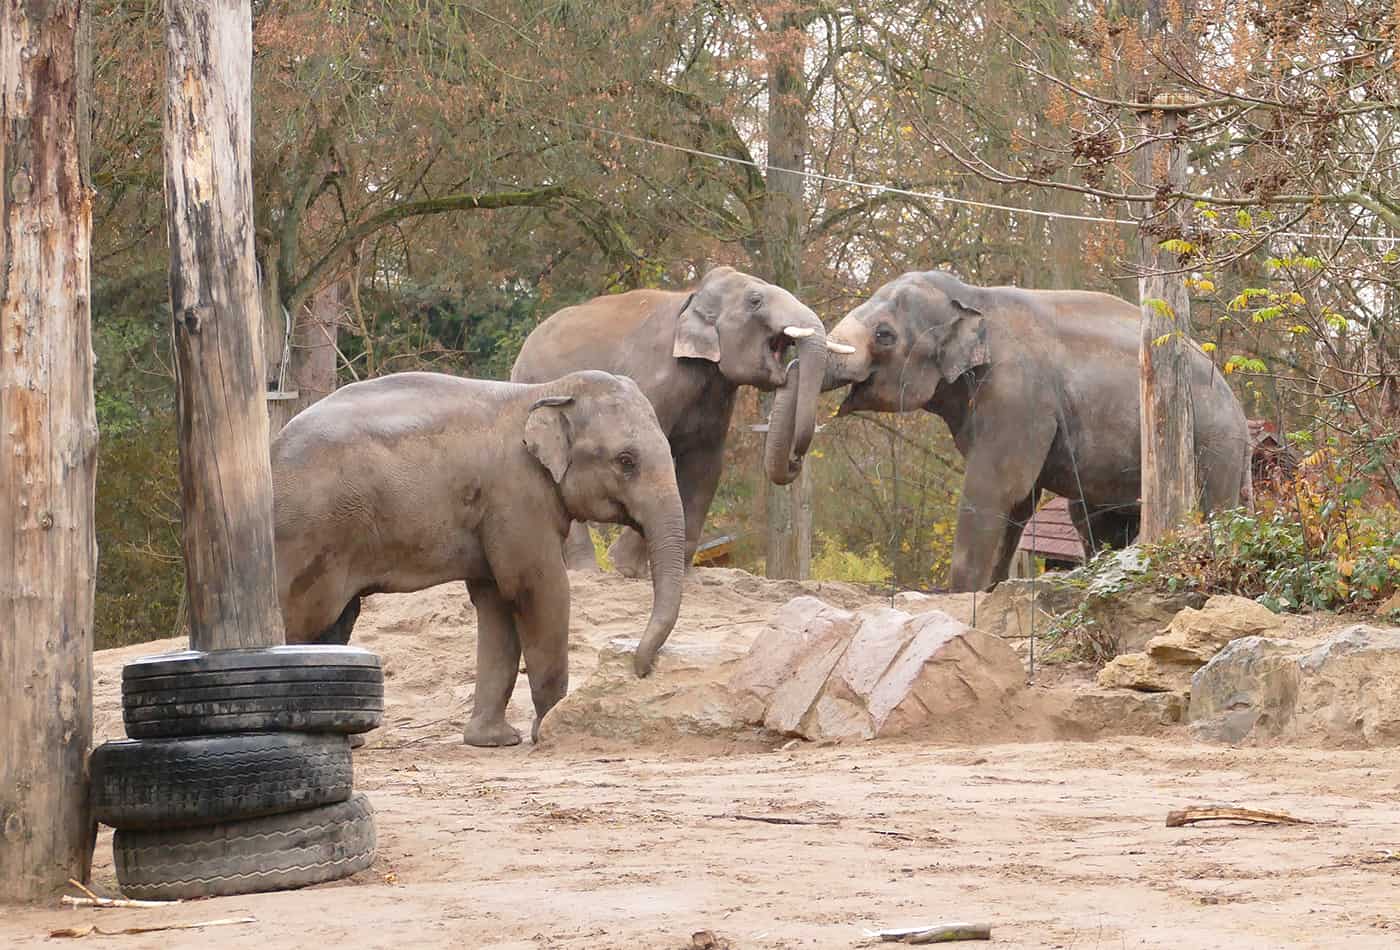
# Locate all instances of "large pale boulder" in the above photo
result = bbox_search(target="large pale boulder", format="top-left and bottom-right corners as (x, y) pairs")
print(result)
(731, 605), (1027, 742)
(1189, 624), (1400, 747)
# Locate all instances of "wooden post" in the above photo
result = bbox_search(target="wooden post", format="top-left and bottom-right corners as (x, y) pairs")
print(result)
(1, 0), (99, 900)
(762, 13), (812, 580)
(1136, 94), (1199, 541)
(163, 0), (284, 651)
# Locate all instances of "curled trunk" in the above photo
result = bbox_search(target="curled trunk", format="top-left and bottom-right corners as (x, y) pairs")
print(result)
(764, 333), (827, 485)
(632, 497), (687, 677)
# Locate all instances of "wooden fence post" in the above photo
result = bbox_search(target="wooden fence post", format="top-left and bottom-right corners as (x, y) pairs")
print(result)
(1136, 94), (1199, 541)
(163, 0), (284, 651)
(0, 0), (99, 901)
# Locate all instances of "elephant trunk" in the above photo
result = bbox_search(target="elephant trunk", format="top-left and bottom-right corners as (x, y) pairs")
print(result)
(633, 493), (687, 677)
(763, 331), (827, 486)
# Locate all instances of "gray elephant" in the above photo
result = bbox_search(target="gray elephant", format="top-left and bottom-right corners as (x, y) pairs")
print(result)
(511, 266), (843, 575)
(272, 370), (685, 746)
(822, 270), (1252, 592)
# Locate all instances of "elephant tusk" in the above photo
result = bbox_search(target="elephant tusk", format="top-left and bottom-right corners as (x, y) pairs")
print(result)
(782, 326), (816, 339)
(826, 341), (856, 354)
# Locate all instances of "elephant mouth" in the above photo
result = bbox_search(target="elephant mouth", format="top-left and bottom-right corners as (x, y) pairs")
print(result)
(762, 335), (796, 386)
(836, 379), (872, 415)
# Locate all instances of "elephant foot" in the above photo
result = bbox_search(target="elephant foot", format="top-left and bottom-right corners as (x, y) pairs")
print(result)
(607, 528), (650, 579)
(462, 717), (522, 747)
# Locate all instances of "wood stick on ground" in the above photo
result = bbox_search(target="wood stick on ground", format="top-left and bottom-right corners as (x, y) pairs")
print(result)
(710, 813), (840, 826)
(1166, 806), (1312, 828)
(864, 922), (992, 943)
(61, 895), (180, 910)
(50, 916), (257, 938)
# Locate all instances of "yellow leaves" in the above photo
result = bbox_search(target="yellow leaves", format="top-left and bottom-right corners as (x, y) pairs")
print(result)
(1337, 557), (1355, 578)
(1302, 448), (1330, 467)
(1288, 324), (1310, 335)
(1193, 278), (1216, 293)
(1288, 291), (1306, 306)
(1200, 341), (1217, 353)
(1222, 360), (1235, 374)
(1152, 332), (1173, 347)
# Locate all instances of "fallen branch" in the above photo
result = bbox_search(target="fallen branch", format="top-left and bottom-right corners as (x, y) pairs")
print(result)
(864, 922), (992, 944)
(50, 916), (257, 938)
(61, 895), (179, 910)
(1166, 806), (1311, 827)
(709, 813), (839, 826)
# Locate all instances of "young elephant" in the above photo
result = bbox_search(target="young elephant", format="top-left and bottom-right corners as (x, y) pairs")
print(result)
(272, 370), (686, 746)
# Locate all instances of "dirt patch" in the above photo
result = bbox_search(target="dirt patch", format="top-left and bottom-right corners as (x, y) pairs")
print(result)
(9, 570), (1400, 948)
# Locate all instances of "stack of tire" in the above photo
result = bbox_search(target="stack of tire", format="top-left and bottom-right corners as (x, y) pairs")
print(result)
(89, 645), (384, 899)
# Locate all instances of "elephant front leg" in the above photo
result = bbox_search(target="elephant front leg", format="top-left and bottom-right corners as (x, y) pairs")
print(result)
(463, 580), (524, 747)
(513, 569), (572, 743)
(988, 490), (1039, 585)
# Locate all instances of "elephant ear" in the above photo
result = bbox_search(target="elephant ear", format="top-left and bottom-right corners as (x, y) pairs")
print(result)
(524, 395), (574, 483)
(672, 266), (735, 362)
(938, 314), (990, 384)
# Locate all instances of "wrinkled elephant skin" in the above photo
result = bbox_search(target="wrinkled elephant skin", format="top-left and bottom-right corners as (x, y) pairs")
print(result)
(512, 266), (831, 575)
(272, 370), (687, 747)
(822, 271), (1252, 592)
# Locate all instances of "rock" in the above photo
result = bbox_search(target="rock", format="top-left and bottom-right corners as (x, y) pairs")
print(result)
(1096, 595), (1284, 694)
(733, 605), (1027, 742)
(1047, 687), (1185, 739)
(1145, 595), (1283, 665)
(728, 596), (856, 723)
(1189, 624), (1400, 747)
(1096, 652), (1192, 693)
(538, 635), (762, 745)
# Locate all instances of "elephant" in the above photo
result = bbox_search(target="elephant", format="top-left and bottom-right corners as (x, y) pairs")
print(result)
(822, 270), (1252, 592)
(511, 266), (844, 576)
(272, 369), (686, 746)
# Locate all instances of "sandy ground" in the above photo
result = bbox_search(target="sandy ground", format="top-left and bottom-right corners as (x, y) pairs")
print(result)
(6, 569), (1400, 949)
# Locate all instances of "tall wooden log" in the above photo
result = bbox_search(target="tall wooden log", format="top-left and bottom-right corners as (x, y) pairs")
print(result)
(0, 0), (98, 901)
(1136, 96), (1199, 541)
(163, 0), (283, 650)
(762, 14), (813, 580)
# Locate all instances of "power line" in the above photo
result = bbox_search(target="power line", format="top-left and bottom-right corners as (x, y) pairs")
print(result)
(541, 114), (1400, 248)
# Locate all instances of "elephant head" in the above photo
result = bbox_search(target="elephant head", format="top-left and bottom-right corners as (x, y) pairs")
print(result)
(822, 271), (990, 413)
(523, 371), (686, 676)
(673, 266), (833, 485)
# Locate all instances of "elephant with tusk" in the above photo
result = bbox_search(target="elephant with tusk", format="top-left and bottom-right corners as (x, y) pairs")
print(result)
(273, 370), (687, 746)
(822, 270), (1253, 593)
(512, 266), (842, 577)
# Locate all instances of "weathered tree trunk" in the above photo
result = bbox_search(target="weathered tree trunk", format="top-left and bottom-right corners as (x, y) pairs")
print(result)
(761, 15), (812, 580)
(0, 0), (98, 901)
(163, 0), (284, 651)
(1136, 97), (1199, 542)
(268, 279), (343, 435)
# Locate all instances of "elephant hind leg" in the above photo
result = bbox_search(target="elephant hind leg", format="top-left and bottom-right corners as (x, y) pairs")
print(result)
(1070, 501), (1140, 556)
(310, 596), (361, 646)
(563, 521), (599, 572)
(989, 490), (1039, 586)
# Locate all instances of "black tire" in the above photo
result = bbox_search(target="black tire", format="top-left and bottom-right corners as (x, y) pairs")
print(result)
(92, 734), (353, 831)
(120, 646), (384, 739)
(114, 793), (376, 900)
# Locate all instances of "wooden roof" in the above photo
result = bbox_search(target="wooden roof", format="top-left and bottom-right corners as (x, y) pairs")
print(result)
(1016, 496), (1086, 562)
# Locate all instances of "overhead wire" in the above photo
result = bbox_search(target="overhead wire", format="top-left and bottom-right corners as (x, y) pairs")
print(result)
(535, 114), (1400, 248)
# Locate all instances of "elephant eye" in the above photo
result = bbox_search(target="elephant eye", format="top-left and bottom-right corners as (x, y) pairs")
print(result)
(874, 326), (897, 346)
(746, 291), (764, 310)
(615, 451), (638, 475)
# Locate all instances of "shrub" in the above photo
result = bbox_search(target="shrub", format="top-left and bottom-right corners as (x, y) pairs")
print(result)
(810, 532), (893, 585)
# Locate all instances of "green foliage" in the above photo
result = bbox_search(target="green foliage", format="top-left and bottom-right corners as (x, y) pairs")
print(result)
(810, 532), (893, 585)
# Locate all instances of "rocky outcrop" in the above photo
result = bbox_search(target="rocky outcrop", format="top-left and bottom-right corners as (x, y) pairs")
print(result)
(730, 598), (1027, 742)
(1189, 624), (1400, 747)
(1096, 595), (1283, 694)
(537, 635), (760, 745)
